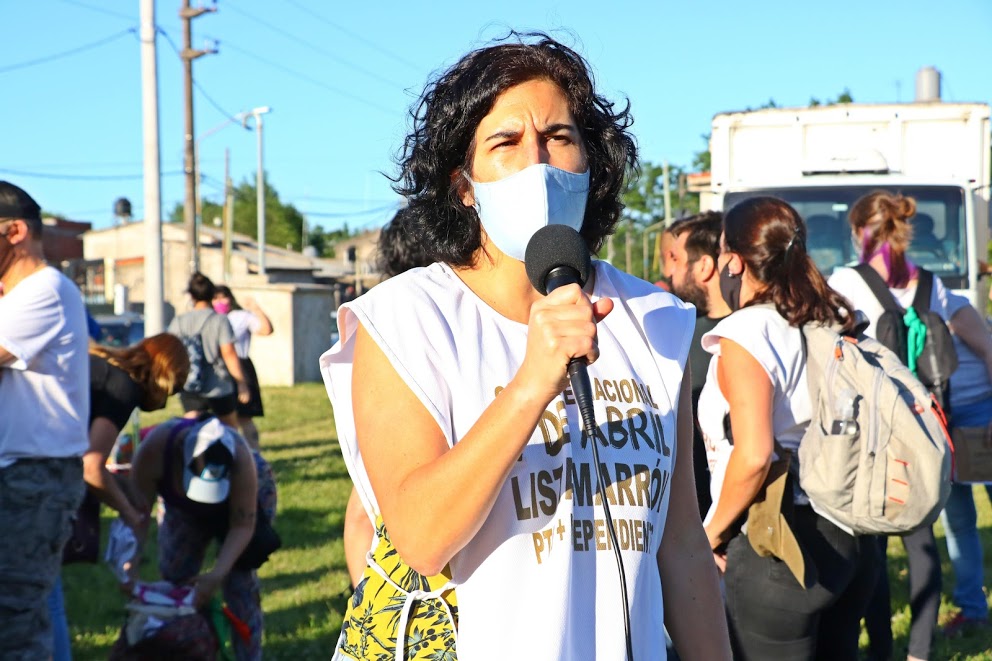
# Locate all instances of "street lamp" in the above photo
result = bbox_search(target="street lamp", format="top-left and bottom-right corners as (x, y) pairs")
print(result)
(242, 106), (272, 275)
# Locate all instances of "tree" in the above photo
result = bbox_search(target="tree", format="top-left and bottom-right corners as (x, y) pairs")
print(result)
(691, 134), (711, 173)
(168, 174), (314, 253)
(810, 88), (854, 107)
(608, 160), (701, 281)
(309, 223), (356, 258)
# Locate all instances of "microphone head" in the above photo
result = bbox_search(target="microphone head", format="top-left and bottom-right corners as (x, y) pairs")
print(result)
(524, 224), (592, 295)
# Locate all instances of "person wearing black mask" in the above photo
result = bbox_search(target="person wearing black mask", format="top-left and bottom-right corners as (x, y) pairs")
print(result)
(698, 197), (879, 659)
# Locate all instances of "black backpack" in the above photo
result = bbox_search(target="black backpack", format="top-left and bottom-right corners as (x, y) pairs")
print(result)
(854, 264), (958, 413)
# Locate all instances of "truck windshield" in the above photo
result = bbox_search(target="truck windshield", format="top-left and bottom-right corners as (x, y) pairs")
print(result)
(724, 186), (968, 288)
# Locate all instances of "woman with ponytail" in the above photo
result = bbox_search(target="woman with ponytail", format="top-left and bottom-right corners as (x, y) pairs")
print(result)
(828, 191), (954, 661)
(87, 333), (190, 528)
(698, 196), (880, 659)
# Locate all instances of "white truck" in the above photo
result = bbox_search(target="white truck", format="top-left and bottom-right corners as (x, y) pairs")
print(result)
(704, 95), (991, 309)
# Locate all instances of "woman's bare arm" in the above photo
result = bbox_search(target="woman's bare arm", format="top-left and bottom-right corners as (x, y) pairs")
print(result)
(660, 370), (732, 660)
(703, 338), (775, 550)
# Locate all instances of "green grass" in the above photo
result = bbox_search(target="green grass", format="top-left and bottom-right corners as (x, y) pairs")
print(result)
(63, 384), (992, 658)
(865, 490), (992, 660)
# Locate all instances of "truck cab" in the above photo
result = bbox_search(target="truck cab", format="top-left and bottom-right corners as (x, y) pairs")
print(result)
(705, 102), (991, 309)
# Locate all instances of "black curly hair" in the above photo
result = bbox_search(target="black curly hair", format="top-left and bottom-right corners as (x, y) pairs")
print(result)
(392, 31), (638, 267)
(376, 207), (432, 277)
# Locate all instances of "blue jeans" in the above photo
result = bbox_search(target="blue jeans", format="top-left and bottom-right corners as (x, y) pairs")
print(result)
(47, 575), (72, 661)
(941, 396), (992, 620)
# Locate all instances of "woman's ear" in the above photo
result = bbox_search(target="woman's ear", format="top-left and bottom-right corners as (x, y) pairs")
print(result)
(726, 253), (745, 277)
(452, 169), (474, 207)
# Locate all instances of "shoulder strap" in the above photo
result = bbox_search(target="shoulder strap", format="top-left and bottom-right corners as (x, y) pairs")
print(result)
(911, 268), (934, 314)
(853, 263), (904, 313)
(193, 311), (214, 336)
(161, 418), (199, 483)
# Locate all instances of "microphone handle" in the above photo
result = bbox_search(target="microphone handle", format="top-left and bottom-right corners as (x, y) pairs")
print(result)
(567, 358), (597, 438)
(543, 265), (598, 435)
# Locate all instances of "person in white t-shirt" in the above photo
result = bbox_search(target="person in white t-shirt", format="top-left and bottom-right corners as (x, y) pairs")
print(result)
(698, 196), (880, 659)
(322, 33), (730, 661)
(0, 181), (88, 659)
(212, 285), (273, 450)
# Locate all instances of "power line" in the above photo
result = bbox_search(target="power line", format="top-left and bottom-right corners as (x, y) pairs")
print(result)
(283, 0), (423, 74)
(220, 41), (396, 116)
(157, 28), (242, 123)
(194, 80), (242, 123)
(301, 203), (400, 218)
(0, 29), (135, 75)
(293, 195), (398, 205)
(162, 25), (396, 118)
(54, 0), (136, 22)
(0, 167), (183, 181)
(224, 4), (407, 89)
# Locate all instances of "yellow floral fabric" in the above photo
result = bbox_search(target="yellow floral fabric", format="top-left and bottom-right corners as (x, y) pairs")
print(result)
(337, 517), (458, 660)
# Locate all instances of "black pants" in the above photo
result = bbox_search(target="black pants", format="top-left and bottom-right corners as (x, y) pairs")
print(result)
(864, 527), (941, 660)
(725, 506), (881, 660)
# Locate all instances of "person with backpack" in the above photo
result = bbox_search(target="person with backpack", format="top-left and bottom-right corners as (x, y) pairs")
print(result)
(827, 191), (965, 661)
(169, 272), (250, 429)
(698, 196), (880, 659)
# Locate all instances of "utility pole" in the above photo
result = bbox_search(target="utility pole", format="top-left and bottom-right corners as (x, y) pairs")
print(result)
(180, 0), (216, 275)
(255, 112), (265, 275)
(223, 147), (233, 282)
(242, 107), (272, 275)
(624, 219), (633, 275)
(643, 221), (666, 283)
(662, 160), (673, 226)
(140, 0), (164, 335)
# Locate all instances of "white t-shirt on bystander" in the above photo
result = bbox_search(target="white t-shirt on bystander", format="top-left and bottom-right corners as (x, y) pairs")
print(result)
(0, 267), (90, 467)
(827, 266), (952, 336)
(227, 309), (262, 359)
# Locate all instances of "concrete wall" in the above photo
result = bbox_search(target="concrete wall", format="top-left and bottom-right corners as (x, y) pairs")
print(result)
(293, 286), (337, 382)
(227, 283), (336, 386)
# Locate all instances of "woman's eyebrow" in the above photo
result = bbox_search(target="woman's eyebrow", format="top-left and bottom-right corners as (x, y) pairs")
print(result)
(483, 129), (521, 144)
(541, 122), (577, 135)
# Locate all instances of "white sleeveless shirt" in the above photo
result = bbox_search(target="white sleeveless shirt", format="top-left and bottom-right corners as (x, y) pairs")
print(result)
(320, 260), (694, 661)
(697, 306), (811, 526)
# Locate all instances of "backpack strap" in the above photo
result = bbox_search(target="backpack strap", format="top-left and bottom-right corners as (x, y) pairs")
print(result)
(193, 310), (214, 336)
(911, 268), (934, 314)
(853, 263), (904, 313)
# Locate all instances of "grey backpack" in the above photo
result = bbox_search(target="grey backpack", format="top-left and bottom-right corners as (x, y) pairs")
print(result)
(180, 314), (213, 394)
(797, 323), (952, 535)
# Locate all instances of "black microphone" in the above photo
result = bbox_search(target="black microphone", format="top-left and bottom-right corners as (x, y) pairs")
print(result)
(524, 224), (596, 438)
(525, 224), (634, 661)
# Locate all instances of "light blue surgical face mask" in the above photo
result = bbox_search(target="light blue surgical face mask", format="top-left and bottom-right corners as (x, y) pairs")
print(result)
(467, 163), (590, 262)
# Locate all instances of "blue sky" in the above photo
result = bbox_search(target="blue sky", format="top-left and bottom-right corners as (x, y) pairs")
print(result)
(2, 0), (989, 233)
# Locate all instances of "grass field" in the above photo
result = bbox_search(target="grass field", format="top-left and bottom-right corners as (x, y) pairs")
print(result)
(63, 383), (992, 659)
